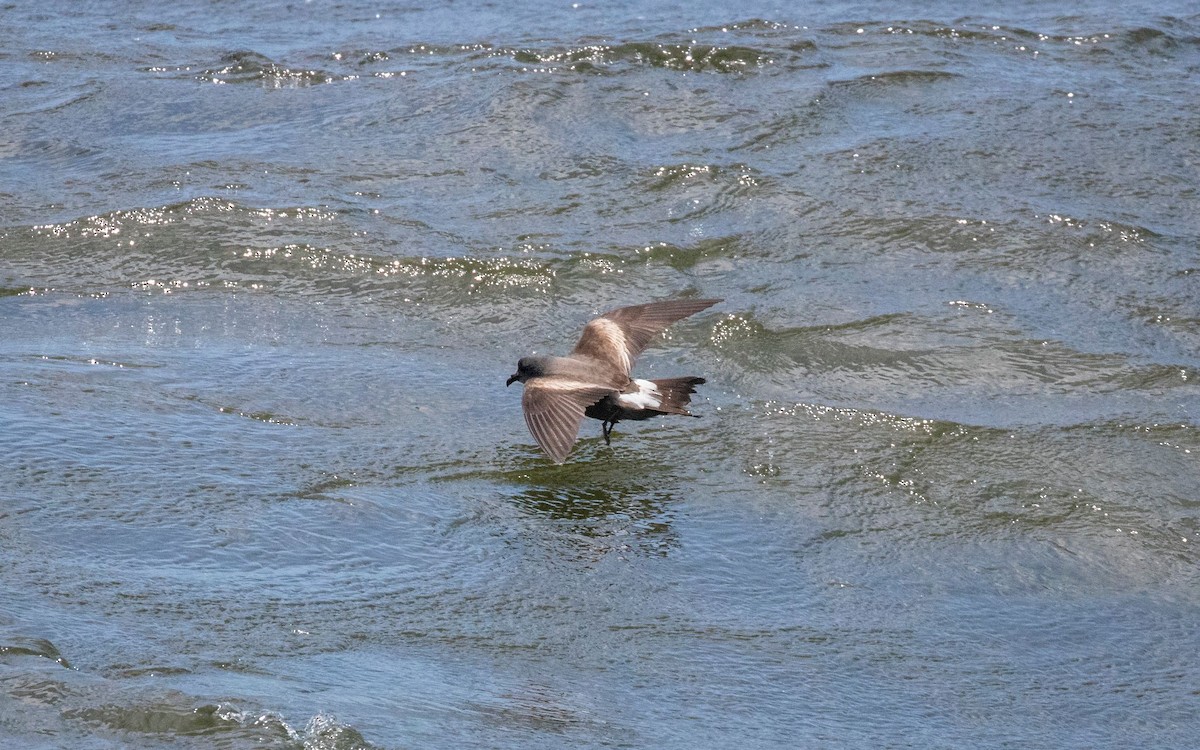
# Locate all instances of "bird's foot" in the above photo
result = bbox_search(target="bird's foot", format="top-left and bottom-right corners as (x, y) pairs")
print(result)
(601, 421), (613, 445)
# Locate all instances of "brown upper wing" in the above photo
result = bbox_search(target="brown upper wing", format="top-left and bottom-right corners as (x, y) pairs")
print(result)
(569, 298), (721, 376)
(521, 379), (613, 463)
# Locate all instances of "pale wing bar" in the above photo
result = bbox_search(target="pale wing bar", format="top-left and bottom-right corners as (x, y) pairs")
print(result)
(570, 298), (721, 376)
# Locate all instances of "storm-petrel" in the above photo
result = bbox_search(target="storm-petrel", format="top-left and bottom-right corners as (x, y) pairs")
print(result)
(506, 298), (721, 463)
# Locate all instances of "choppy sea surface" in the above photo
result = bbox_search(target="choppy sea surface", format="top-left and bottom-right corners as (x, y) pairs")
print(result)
(2, 1), (1199, 747)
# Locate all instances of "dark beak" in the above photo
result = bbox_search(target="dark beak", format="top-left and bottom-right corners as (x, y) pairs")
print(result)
(506, 373), (518, 386)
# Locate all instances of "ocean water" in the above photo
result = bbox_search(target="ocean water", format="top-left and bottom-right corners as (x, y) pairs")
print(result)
(2, 1), (1198, 748)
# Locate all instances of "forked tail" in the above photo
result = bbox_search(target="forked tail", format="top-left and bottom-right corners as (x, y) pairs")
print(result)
(649, 376), (706, 416)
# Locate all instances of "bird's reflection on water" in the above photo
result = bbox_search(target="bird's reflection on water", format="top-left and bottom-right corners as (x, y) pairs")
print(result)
(494, 440), (686, 555)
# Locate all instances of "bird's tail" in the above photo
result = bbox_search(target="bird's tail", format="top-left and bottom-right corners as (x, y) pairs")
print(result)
(649, 376), (706, 416)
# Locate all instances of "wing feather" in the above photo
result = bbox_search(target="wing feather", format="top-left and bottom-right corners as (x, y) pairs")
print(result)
(521, 380), (613, 463)
(570, 298), (721, 376)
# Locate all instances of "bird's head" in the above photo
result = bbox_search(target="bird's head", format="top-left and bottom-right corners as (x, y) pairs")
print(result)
(506, 356), (547, 386)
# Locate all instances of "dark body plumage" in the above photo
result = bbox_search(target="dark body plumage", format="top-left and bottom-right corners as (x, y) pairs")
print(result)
(506, 298), (721, 463)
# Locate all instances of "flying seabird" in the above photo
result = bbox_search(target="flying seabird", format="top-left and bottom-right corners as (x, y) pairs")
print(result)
(506, 298), (721, 463)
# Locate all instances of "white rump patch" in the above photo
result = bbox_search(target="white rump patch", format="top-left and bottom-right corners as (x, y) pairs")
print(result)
(617, 379), (661, 410)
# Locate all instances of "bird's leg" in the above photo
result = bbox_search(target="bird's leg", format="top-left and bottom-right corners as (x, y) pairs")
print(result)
(601, 421), (613, 445)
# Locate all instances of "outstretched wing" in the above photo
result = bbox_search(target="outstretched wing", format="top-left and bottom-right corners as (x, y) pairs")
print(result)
(521, 379), (613, 463)
(569, 298), (721, 377)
